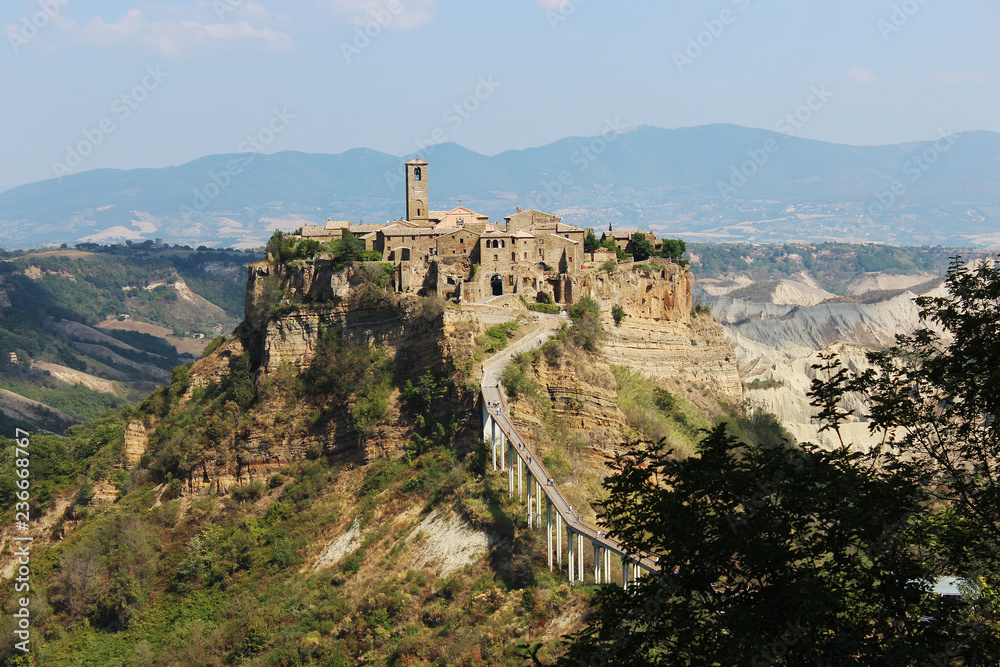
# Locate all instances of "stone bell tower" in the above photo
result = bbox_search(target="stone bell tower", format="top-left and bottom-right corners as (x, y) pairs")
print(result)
(405, 158), (428, 224)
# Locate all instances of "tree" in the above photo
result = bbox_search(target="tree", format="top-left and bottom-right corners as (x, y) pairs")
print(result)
(611, 303), (626, 327)
(265, 230), (295, 264)
(333, 230), (363, 268)
(601, 239), (627, 260)
(661, 238), (687, 260)
(630, 233), (655, 262)
(296, 238), (320, 259)
(584, 230), (600, 253)
(567, 296), (603, 351)
(600, 259), (617, 277)
(560, 257), (1000, 664)
(849, 257), (1000, 566)
(557, 426), (974, 665)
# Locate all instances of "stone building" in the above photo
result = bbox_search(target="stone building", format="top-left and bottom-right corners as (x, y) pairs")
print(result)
(298, 159), (658, 306)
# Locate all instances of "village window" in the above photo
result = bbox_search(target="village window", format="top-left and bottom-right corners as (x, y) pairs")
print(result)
(494, 254), (498, 261)
(524, 253), (528, 260)
(512, 252), (516, 262)
(460, 238), (464, 244)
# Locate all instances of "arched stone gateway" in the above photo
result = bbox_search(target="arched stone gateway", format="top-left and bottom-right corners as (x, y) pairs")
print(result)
(491, 274), (504, 296)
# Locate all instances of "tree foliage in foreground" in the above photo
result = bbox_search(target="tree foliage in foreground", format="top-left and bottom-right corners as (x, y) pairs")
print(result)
(557, 427), (968, 665)
(855, 257), (1000, 553)
(559, 256), (1000, 665)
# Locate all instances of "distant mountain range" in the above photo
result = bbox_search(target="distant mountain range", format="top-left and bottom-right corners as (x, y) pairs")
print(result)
(2, 124), (998, 249)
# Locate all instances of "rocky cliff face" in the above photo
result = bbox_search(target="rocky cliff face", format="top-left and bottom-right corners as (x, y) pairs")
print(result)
(508, 352), (627, 461)
(125, 261), (496, 496)
(580, 262), (741, 397)
(509, 262), (742, 461)
(123, 258), (743, 498)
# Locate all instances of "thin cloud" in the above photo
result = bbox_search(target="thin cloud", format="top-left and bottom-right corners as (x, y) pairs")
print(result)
(933, 70), (987, 83)
(848, 67), (879, 86)
(317, 0), (436, 30)
(47, 4), (294, 56)
(538, 0), (572, 9)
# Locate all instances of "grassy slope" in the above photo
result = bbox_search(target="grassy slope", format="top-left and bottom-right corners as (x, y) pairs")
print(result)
(0, 331), (592, 665)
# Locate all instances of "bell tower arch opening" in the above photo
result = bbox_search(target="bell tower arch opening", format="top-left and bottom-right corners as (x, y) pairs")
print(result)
(405, 158), (429, 223)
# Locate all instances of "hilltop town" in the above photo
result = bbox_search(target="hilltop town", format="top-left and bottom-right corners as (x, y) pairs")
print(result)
(292, 158), (659, 306)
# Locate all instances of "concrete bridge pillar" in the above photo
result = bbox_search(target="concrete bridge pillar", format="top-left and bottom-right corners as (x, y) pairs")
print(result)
(482, 401), (490, 442)
(556, 513), (562, 569)
(517, 455), (523, 501)
(547, 499), (553, 570)
(568, 528), (575, 584)
(622, 556), (630, 588)
(527, 470), (535, 530)
(593, 542), (600, 584)
(508, 441), (514, 497)
(536, 479), (543, 529)
(577, 532), (585, 583)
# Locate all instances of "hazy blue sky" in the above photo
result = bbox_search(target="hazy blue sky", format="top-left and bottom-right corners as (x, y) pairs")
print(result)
(1, 0), (996, 192)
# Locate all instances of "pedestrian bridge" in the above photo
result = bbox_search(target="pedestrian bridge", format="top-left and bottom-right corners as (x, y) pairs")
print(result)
(478, 316), (659, 587)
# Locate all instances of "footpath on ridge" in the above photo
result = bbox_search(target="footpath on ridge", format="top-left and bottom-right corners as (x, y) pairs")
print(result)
(477, 311), (660, 584)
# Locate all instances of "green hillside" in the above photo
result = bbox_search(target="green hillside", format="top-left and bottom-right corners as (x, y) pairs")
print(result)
(0, 245), (261, 431)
